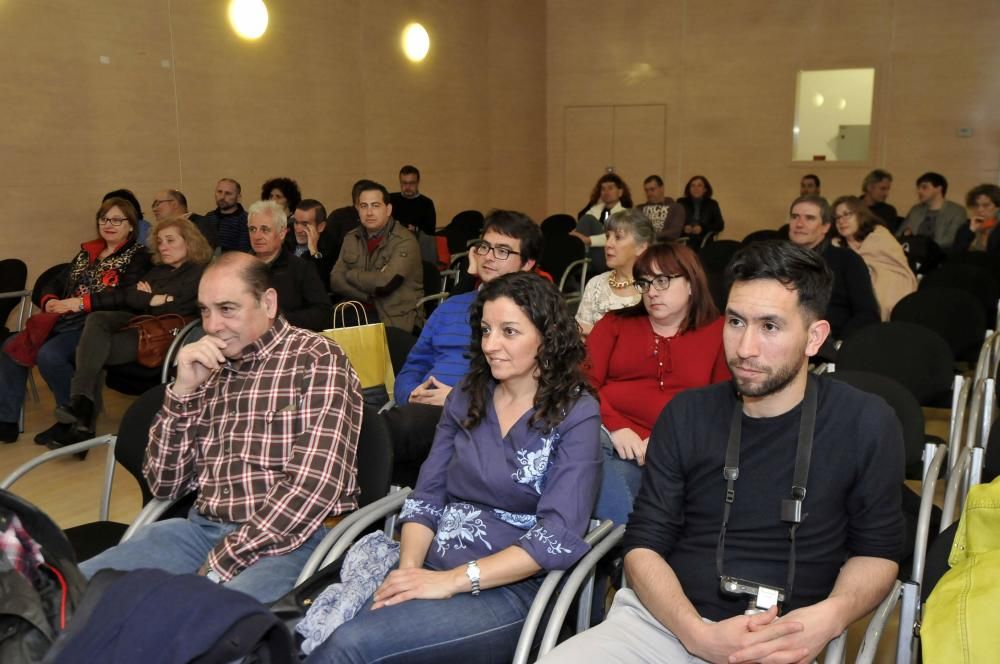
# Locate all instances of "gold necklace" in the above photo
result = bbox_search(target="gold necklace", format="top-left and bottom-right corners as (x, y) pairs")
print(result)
(608, 271), (633, 289)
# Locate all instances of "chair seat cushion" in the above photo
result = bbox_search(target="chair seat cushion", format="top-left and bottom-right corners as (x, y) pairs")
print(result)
(65, 521), (129, 563)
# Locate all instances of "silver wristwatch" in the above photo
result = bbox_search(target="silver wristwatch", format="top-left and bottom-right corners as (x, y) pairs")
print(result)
(465, 560), (481, 596)
(205, 568), (222, 584)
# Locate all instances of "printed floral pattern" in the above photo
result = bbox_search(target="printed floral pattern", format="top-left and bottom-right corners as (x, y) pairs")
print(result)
(521, 526), (572, 556)
(400, 498), (442, 521)
(434, 502), (492, 555)
(512, 431), (560, 494)
(493, 509), (538, 530)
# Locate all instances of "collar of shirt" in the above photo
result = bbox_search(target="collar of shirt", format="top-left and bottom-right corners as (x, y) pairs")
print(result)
(228, 315), (291, 367)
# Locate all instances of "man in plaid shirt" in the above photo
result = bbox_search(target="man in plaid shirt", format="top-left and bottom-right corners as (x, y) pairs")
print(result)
(80, 252), (362, 602)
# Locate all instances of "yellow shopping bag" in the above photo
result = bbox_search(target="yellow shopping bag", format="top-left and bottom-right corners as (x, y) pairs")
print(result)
(322, 302), (394, 402)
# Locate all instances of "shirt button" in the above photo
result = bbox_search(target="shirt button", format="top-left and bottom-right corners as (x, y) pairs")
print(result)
(222, 488), (230, 495)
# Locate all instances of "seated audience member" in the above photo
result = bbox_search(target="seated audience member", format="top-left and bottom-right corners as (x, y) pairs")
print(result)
(389, 164), (437, 236)
(954, 184), (1000, 254)
(832, 196), (916, 320)
(55, 217), (213, 443)
(324, 179), (366, 269)
(576, 209), (653, 335)
(304, 272), (602, 664)
(573, 173), (633, 274)
(800, 173), (821, 197)
(896, 171), (967, 251)
(788, 195), (880, 341)
(248, 200), (332, 331)
(386, 210), (543, 486)
(587, 242), (729, 525)
(79, 252), (362, 603)
(678, 175), (725, 248)
(261, 176), (302, 223)
(151, 189), (189, 223)
(198, 178), (250, 252)
(861, 169), (900, 232)
(330, 181), (424, 332)
(539, 241), (904, 664)
(0, 198), (150, 445)
(103, 188), (152, 245)
(638, 175), (686, 240)
(285, 199), (336, 288)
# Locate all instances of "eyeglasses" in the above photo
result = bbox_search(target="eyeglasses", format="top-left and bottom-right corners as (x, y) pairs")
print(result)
(472, 241), (521, 261)
(99, 216), (129, 226)
(834, 212), (855, 221)
(634, 274), (682, 293)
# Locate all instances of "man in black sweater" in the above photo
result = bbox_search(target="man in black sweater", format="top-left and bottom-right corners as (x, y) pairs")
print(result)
(388, 164), (436, 236)
(539, 242), (904, 664)
(788, 195), (880, 342)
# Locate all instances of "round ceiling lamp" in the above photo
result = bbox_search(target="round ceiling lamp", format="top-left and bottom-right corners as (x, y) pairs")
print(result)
(402, 22), (430, 62)
(229, 0), (269, 40)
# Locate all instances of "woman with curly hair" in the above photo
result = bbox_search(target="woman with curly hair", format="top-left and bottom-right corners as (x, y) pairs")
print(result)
(0, 197), (150, 444)
(586, 242), (730, 524)
(260, 177), (302, 218)
(305, 272), (602, 664)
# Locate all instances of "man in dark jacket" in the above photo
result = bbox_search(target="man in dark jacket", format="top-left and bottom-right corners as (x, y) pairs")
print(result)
(249, 200), (331, 331)
(198, 178), (251, 252)
(283, 199), (336, 291)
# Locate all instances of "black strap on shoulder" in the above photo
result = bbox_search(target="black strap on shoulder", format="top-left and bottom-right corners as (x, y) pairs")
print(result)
(715, 376), (818, 604)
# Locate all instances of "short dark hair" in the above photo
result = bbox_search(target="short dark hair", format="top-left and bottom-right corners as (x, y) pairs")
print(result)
(917, 172), (948, 196)
(103, 189), (144, 221)
(399, 165), (421, 179)
(351, 179), (374, 204)
(260, 177), (302, 211)
(802, 174), (821, 188)
(683, 175), (714, 199)
(356, 181), (391, 205)
(725, 240), (834, 322)
(862, 169), (893, 193)
(643, 174), (664, 187)
(482, 209), (544, 265)
(296, 198), (327, 224)
(218, 178), (242, 194)
(966, 183), (1000, 209)
(789, 194), (833, 227)
(168, 189), (188, 209)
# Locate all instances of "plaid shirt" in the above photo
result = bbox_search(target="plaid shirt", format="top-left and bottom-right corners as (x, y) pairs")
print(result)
(144, 316), (362, 580)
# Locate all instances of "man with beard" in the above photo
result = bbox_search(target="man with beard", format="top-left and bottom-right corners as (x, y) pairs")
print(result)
(198, 178), (251, 252)
(538, 241), (904, 664)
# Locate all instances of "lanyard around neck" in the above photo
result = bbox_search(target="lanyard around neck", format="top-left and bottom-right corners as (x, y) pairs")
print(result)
(715, 376), (818, 605)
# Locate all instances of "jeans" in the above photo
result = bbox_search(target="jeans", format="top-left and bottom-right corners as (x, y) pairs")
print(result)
(305, 575), (543, 664)
(79, 507), (330, 604)
(593, 440), (644, 526)
(0, 328), (83, 421)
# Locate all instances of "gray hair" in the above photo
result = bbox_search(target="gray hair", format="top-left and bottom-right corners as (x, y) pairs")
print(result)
(247, 199), (288, 232)
(606, 208), (654, 247)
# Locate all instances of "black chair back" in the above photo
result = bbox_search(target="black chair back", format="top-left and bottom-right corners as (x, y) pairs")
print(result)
(741, 229), (782, 245)
(439, 210), (484, 254)
(921, 521), (958, 602)
(697, 239), (742, 273)
(422, 261), (442, 295)
(385, 326), (418, 376)
(891, 288), (987, 364)
(0, 258), (28, 339)
(829, 370), (926, 479)
(899, 235), (944, 274)
(356, 405), (393, 509)
(947, 251), (1000, 283)
(539, 235), (586, 292)
(32, 262), (70, 307)
(541, 214), (577, 239)
(984, 423), (1000, 484)
(920, 263), (1000, 323)
(836, 322), (954, 407)
(114, 384), (168, 506)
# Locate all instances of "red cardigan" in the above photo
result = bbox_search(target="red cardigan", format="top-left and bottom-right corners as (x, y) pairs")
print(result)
(585, 314), (730, 439)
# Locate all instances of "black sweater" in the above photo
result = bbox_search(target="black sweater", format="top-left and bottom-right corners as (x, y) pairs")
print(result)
(817, 240), (880, 340)
(267, 249), (332, 331)
(623, 378), (905, 620)
(389, 193), (437, 236)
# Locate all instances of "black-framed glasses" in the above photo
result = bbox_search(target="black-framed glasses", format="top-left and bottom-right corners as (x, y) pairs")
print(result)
(634, 274), (682, 293)
(151, 199), (176, 208)
(473, 241), (520, 261)
(99, 216), (129, 226)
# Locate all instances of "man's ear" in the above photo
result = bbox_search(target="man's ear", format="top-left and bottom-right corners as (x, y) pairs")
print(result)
(520, 258), (537, 273)
(262, 288), (279, 318)
(804, 319), (831, 358)
(317, 221), (327, 234)
(386, 203), (393, 218)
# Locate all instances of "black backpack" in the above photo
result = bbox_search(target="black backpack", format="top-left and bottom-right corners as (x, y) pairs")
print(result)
(0, 490), (87, 663)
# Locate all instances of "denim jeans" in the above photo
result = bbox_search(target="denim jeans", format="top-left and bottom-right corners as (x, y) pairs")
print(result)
(79, 507), (330, 604)
(593, 440), (644, 526)
(304, 575), (543, 664)
(0, 328), (83, 421)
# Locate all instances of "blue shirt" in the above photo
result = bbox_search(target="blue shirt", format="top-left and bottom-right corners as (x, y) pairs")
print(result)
(399, 383), (602, 572)
(393, 290), (477, 403)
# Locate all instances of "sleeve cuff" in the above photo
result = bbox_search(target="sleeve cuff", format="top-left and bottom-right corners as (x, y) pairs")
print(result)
(518, 520), (589, 571)
(398, 497), (443, 533)
(164, 383), (207, 417)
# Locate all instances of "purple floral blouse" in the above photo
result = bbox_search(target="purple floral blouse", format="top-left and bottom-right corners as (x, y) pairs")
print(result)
(399, 382), (602, 572)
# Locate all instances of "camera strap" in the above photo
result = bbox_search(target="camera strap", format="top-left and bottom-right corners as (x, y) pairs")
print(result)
(715, 375), (817, 606)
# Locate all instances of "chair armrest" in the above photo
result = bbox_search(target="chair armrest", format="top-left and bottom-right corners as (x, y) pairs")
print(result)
(824, 630), (848, 664)
(913, 444), (947, 585)
(122, 494), (193, 541)
(538, 522), (625, 656)
(854, 580), (903, 664)
(295, 487), (412, 585)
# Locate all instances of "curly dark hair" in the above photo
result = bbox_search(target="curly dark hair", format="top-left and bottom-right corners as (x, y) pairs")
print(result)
(260, 177), (302, 212)
(462, 272), (592, 431)
(585, 173), (633, 209)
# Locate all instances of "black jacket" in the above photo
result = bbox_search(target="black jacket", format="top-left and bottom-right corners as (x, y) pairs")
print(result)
(818, 239), (881, 340)
(678, 197), (725, 245)
(282, 233), (336, 291)
(267, 249), (332, 331)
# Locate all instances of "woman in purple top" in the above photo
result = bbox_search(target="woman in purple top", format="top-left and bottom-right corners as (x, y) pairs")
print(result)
(307, 272), (602, 664)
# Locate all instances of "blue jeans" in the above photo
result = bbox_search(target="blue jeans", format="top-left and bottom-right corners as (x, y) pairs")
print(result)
(593, 441), (644, 526)
(0, 328), (83, 421)
(79, 507), (330, 604)
(305, 575), (543, 664)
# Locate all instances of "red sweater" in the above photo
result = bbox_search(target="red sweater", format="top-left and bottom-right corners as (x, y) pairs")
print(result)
(585, 314), (730, 439)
